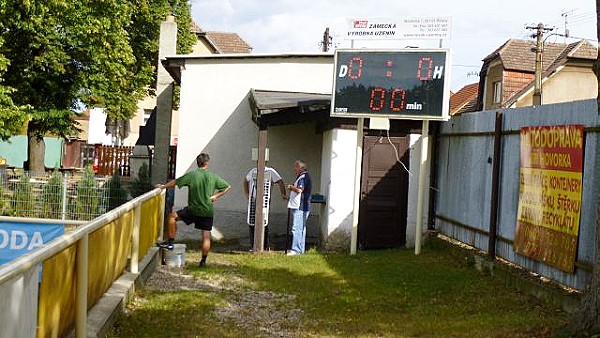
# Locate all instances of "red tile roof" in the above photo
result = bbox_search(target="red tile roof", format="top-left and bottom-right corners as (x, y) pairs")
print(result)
(450, 82), (479, 115)
(478, 38), (597, 109)
(190, 22), (252, 54)
(482, 39), (596, 73)
(205, 31), (252, 53)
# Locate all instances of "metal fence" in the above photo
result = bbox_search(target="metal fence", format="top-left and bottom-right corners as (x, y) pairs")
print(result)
(435, 99), (599, 291)
(0, 168), (116, 221)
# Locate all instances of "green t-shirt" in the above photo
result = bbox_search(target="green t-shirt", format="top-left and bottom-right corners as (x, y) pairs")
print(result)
(176, 168), (230, 217)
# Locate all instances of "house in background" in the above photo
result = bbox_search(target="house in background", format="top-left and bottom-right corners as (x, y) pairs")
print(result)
(190, 22), (253, 54)
(129, 21), (253, 147)
(449, 82), (479, 115)
(475, 39), (597, 111)
(80, 21), (252, 147)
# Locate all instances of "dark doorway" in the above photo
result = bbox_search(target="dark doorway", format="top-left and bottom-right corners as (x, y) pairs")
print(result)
(358, 135), (410, 249)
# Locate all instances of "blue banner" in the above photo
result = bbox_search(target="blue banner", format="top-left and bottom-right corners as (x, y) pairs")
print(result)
(0, 222), (64, 266)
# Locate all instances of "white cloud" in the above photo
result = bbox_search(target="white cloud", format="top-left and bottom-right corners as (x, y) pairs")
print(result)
(189, 0), (597, 91)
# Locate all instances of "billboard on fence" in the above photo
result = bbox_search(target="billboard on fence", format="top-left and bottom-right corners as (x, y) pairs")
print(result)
(514, 125), (584, 273)
(0, 222), (64, 266)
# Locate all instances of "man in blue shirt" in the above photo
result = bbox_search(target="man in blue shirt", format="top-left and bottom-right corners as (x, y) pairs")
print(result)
(286, 160), (312, 255)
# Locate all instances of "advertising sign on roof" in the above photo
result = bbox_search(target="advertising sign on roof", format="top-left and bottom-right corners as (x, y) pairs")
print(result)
(345, 17), (452, 40)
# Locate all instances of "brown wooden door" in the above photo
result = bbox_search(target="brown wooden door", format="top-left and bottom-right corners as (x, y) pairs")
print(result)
(358, 135), (410, 249)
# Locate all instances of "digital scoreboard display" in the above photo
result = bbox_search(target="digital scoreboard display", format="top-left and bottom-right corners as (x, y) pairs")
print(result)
(331, 49), (451, 120)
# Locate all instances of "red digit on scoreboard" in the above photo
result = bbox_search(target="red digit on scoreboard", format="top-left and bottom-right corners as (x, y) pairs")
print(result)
(417, 57), (433, 80)
(389, 88), (406, 111)
(348, 56), (363, 80)
(369, 87), (386, 111)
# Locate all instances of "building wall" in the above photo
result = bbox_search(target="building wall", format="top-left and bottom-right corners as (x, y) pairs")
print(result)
(128, 96), (179, 147)
(174, 55), (333, 243)
(0, 136), (63, 169)
(483, 61), (503, 110)
(514, 64), (597, 107)
(320, 128), (358, 251)
(172, 53), (434, 250)
(191, 38), (215, 54)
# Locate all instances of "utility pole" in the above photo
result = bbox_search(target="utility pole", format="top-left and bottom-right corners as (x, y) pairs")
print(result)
(321, 27), (332, 52)
(526, 22), (553, 106)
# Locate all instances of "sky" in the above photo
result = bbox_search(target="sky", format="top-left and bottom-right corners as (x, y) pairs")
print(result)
(189, 0), (597, 92)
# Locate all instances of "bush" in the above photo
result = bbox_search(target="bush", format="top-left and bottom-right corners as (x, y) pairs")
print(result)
(12, 173), (35, 217)
(108, 171), (129, 210)
(0, 183), (9, 216)
(130, 162), (152, 198)
(74, 166), (99, 220)
(40, 170), (64, 219)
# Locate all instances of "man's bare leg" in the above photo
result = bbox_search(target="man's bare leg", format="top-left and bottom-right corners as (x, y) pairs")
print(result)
(167, 212), (178, 241)
(199, 230), (211, 267)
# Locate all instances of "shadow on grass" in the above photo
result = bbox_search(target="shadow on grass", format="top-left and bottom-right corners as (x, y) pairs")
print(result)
(114, 238), (568, 338)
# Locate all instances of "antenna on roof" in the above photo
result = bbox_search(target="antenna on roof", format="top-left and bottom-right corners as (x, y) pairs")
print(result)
(561, 10), (575, 43)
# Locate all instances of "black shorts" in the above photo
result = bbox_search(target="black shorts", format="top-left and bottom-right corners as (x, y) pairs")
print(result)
(176, 207), (214, 231)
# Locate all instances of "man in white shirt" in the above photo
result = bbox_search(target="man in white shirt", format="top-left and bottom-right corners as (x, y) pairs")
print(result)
(243, 166), (287, 250)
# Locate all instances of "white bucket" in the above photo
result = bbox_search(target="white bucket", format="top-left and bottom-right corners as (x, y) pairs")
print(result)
(164, 244), (186, 268)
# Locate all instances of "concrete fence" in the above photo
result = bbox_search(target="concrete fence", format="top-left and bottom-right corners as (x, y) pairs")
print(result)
(0, 188), (165, 338)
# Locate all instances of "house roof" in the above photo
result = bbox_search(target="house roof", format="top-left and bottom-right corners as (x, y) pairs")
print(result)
(191, 21), (252, 53)
(482, 39), (597, 74)
(249, 89), (331, 126)
(449, 82), (479, 115)
(204, 31), (252, 53)
(162, 53), (332, 84)
(477, 38), (597, 109)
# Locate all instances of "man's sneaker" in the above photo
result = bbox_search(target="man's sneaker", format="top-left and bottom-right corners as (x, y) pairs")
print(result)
(157, 241), (174, 250)
(198, 260), (207, 268)
(286, 250), (298, 256)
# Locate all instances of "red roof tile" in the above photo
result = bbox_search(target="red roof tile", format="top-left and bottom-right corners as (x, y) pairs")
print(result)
(205, 31), (252, 53)
(450, 82), (479, 114)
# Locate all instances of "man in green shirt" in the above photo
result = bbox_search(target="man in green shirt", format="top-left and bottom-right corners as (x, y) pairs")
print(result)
(156, 153), (231, 267)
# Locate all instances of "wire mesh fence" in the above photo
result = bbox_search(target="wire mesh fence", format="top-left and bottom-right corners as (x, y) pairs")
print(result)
(0, 167), (120, 221)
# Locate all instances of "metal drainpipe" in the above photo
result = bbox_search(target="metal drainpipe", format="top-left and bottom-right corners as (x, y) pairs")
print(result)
(488, 111), (503, 258)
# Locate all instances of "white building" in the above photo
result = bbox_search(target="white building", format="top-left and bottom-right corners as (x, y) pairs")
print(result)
(162, 53), (431, 252)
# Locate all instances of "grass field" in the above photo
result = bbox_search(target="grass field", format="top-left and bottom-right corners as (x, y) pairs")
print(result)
(110, 240), (569, 337)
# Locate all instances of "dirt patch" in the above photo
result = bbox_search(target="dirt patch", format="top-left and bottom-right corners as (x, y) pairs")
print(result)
(144, 264), (303, 337)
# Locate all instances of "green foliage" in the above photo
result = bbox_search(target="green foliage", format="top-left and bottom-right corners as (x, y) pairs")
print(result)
(12, 173), (35, 217)
(0, 37), (30, 141)
(108, 171), (129, 210)
(130, 162), (152, 198)
(0, 0), (195, 162)
(75, 166), (99, 220)
(0, 183), (10, 216)
(40, 170), (64, 219)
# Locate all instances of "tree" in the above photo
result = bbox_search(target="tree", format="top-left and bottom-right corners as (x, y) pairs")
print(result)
(562, 1), (600, 335)
(130, 162), (153, 198)
(0, 0), (195, 172)
(74, 166), (99, 220)
(12, 173), (35, 217)
(107, 171), (129, 210)
(0, 36), (30, 141)
(40, 170), (64, 219)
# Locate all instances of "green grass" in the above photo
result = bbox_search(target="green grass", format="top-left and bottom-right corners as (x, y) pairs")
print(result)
(110, 242), (568, 338)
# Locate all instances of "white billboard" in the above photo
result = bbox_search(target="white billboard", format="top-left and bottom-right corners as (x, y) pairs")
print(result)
(345, 17), (452, 40)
